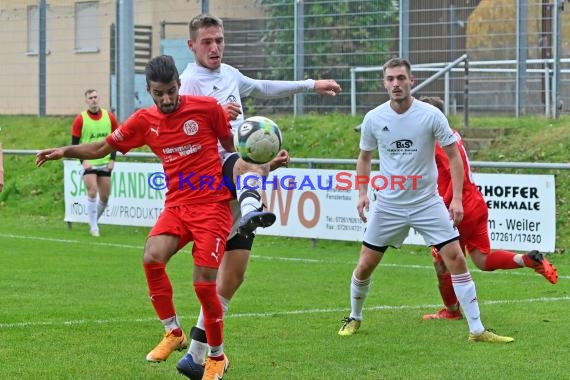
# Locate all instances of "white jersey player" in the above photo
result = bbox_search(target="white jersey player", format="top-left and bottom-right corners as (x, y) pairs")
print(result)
(176, 14), (342, 379)
(180, 62), (316, 134)
(359, 99), (454, 206)
(337, 57), (515, 345)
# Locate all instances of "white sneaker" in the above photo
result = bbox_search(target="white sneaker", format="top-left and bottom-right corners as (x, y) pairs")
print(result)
(89, 228), (100, 237)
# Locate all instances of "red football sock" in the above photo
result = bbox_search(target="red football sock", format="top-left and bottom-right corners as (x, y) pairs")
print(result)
(143, 262), (175, 320)
(194, 282), (224, 348)
(437, 272), (458, 308)
(484, 250), (521, 271)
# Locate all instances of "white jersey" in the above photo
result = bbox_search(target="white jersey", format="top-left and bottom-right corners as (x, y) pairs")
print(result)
(179, 62), (315, 133)
(359, 98), (457, 205)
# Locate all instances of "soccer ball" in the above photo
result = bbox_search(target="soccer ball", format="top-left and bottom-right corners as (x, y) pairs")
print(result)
(234, 116), (283, 164)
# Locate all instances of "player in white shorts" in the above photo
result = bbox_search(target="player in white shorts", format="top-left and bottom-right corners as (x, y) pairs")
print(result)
(363, 196), (458, 249)
(177, 14), (342, 378)
(337, 57), (514, 344)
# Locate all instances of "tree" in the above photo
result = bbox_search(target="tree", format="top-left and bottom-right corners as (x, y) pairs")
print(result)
(255, 0), (398, 111)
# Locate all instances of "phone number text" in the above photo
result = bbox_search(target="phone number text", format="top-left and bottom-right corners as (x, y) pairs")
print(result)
(490, 232), (542, 244)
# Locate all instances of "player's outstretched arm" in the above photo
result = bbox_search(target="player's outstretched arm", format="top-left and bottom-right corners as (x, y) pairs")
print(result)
(36, 148), (64, 167)
(246, 75), (341, 99)
(313, 79), (342, 97)
(36, 141), (114, 167)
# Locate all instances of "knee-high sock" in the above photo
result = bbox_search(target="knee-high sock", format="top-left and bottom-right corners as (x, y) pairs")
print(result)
(349, 272), (371, 320)
(194, 282), (224, 358)
(196, 294), (230, 330)
(144, 262), (177, 328)
(437, 272), (459, 308)
(236, 172), (262, 215)
(188, 295), (230, 363)
(451, 272), (484, 334)
(87, 197), (98, 230)
(484, 250), (523, 270)
(97, 201), (108, 220)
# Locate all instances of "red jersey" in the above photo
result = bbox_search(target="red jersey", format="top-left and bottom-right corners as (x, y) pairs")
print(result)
(434, 130), (481, 208)
(435, 130), (491, 255)
(106, 95), (232, 207)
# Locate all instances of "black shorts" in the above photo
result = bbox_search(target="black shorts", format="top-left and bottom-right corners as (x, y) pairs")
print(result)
(222, 153), (255, 251)
(83, 168), (112, 177)
(226, 232), (255, 251)
(222, 152), (239, 199)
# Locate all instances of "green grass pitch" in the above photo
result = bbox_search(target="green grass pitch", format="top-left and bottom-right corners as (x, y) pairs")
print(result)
(0, 215), (568, 379)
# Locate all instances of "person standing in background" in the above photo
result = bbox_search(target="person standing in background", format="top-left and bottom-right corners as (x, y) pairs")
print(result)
(71, 89), (119, 237)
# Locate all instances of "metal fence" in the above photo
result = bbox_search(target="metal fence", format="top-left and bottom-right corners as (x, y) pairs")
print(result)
(5, 149), (570, 170)
(165, 0), (570, 118)
(0, 0), (568, 117)
(351, 57), (570, 118)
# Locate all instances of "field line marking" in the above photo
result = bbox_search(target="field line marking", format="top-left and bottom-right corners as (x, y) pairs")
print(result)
(1, 233), (568, 280)
(249, 255), (570, 281)
(0, 233), (143, 250)
(1, 296), (569, 329)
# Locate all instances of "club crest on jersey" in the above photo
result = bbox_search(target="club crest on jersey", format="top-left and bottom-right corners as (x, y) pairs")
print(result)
(227, 95), (237, 103)
(183, 120), (199, 136)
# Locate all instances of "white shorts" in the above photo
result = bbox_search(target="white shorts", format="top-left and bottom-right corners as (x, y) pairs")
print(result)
(363, 196), (459, 249)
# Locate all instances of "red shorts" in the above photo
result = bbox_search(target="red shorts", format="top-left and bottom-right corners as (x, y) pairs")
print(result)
(432, 192), (491, 261)
(149, 202), (232, 268)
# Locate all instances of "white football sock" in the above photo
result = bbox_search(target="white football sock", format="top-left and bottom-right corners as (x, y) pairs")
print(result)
(188, 327), (208, 364)
(513, 254), (524, 266)
(452, 272), (485, 334)
(236, 172), (262, 215)
(160, 315), (180, 331)
(219, 295), (230, 314)
(87, 197), (98, 230)
(349, 272), (371, 320)
(97, 201), (108, 220)
(208, 343), (224, 359)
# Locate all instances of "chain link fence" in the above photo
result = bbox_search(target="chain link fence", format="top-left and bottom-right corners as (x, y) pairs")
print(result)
(0, 0), (567, 117)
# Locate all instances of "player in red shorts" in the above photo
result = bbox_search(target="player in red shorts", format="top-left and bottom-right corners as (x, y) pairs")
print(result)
(420, 96), (558, 321)
(36, 55), (232, 378)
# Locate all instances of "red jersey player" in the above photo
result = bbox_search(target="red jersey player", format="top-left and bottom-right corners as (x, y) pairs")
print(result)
(420, 96), (558, 321)
(36, 55), (232, 379)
